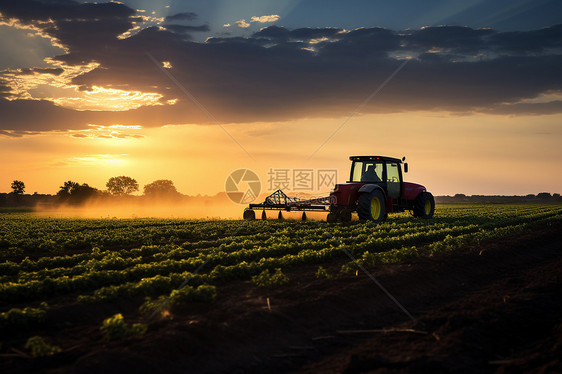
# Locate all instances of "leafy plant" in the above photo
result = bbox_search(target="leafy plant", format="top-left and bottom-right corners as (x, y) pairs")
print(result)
(100, 313), (147, 341)
(0, 304), (47, 330)
(340, 262), (359, 274)
(24, 336), (61, 357)
(315, 266), (331, 279)
(169, 284), (217, 305)
(251, 268), (289, 287)
(139, 284), (217, 316)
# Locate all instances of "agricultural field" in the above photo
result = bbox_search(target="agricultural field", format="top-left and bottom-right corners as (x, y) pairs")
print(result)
(1, 204), (561, 373)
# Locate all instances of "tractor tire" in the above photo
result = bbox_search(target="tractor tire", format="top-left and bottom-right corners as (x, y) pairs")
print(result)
(326, 212), (338, 223)
(339, 210), (352, 222)
(357, 189), (386, 222)
(243, 209), (256, 220)
(413, 192), (435, 219)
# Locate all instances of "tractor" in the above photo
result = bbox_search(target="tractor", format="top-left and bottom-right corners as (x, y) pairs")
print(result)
(243, 156), (435, 222)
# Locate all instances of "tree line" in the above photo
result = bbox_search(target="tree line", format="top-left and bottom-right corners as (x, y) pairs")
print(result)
(435, 193), (562, 204)
(4, 177), (181, 206)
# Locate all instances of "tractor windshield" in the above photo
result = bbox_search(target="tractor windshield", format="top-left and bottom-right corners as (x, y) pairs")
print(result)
(351, 161), (384, 183)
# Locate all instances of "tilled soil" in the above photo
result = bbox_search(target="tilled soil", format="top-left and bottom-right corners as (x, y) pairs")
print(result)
(2, 229), (561, 374)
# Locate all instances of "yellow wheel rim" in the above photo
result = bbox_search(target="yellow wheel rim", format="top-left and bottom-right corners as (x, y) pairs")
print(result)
(370, 197), (381, 219)
(424, 200), (431, 215)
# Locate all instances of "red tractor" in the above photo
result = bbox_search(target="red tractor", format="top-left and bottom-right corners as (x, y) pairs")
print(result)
(243, 155), (435, 222)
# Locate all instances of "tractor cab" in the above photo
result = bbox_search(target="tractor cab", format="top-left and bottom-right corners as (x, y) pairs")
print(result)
(348, 156), (406, 200)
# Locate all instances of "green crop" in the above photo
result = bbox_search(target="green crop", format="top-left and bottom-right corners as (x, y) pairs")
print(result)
(100, 313), (147, 341)
(24, 336), (61, 357)
(0, 204), (560, 343)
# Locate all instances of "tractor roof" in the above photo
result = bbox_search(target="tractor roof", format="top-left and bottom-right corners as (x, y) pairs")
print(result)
(349, 156), (404, 163)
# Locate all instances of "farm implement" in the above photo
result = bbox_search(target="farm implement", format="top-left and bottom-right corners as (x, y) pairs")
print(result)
(243, 155), (435, 222)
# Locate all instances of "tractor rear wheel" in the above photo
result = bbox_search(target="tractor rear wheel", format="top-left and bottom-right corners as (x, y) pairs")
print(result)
(243, 209), (256, 220)
(413, 192), (435, 219)
(357, 190), (386, 222)
(339, 210), (352, 222)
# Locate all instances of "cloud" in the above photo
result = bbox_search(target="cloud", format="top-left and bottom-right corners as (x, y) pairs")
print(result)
(164, 24), (210, 34)
(69, 125), (144, 139)
(235, 20), (250, 29)
(402, 26), (495, 55)
(233, 14), (280, 29)
(253, 25), (290, 39)
(0, 0), (561, 134)
(10, 67), (65, 76)
(49, 86), (164, 111)
(250, 15), (280, 23)
(161, 11), (208, 36)
(0, 0), (135, 24)
(0, 129), (41, 137)
(488, 24), (562, 53)
(56, 154), (128, 167)
(0, 79), (11, 98)
(164, 12), (197, 23)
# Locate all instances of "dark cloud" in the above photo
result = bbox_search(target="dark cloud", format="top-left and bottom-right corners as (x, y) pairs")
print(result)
(164, 12), (198, 23)
(290, 27), (342, 40)
(253, 26), (343, 42)
(11, 68), (65, 75)
(253, 25), (291, 40)
(318, 27), (401, 59)
(484, 100), (562, 115)
(43, 17), (136, 65)
(0, 0), (134, 23)
(0, 96), (213, 131)
(165, 24), (210, 34)
(0, 99), (92, 131)
(403, 26), (495, 54)
(489, 24), (562, 53)
(0, 79), (11, 98)
(0, 0), (561, 133)
(0, 130), (22, 137)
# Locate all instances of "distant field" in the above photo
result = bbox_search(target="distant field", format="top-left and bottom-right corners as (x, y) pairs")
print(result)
(1, 204), (561, 371)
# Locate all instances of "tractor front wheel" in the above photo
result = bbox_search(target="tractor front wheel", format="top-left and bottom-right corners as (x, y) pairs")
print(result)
(357, 190), (386, 222)
(413, 192), (435, 219)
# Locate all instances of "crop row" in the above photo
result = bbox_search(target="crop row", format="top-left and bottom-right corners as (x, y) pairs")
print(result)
(1, 209), (560, 306)
(1, 205), (557, 276)
(85, 210), (561, 304)
(1, 205), (551, 259)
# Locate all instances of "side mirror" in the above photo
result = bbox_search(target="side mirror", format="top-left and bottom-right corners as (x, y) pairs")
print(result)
(404, 163), (408, 173)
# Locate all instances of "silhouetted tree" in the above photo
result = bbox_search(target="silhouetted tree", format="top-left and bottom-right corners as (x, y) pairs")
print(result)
(56, 181), (98, 203)
(10, 180), (25, 195)
(57, 181), (80, 200)
(143, 179), (180, 198)
(60, 181), (79, 193)
(106, 176), (139, 196)
(70, 184), (98, 203)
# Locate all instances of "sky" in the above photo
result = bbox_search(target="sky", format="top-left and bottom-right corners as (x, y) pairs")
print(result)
(0, 0), (561, 197)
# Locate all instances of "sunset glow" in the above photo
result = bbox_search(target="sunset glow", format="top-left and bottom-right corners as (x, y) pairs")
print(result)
(1, 0), (561, 198)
